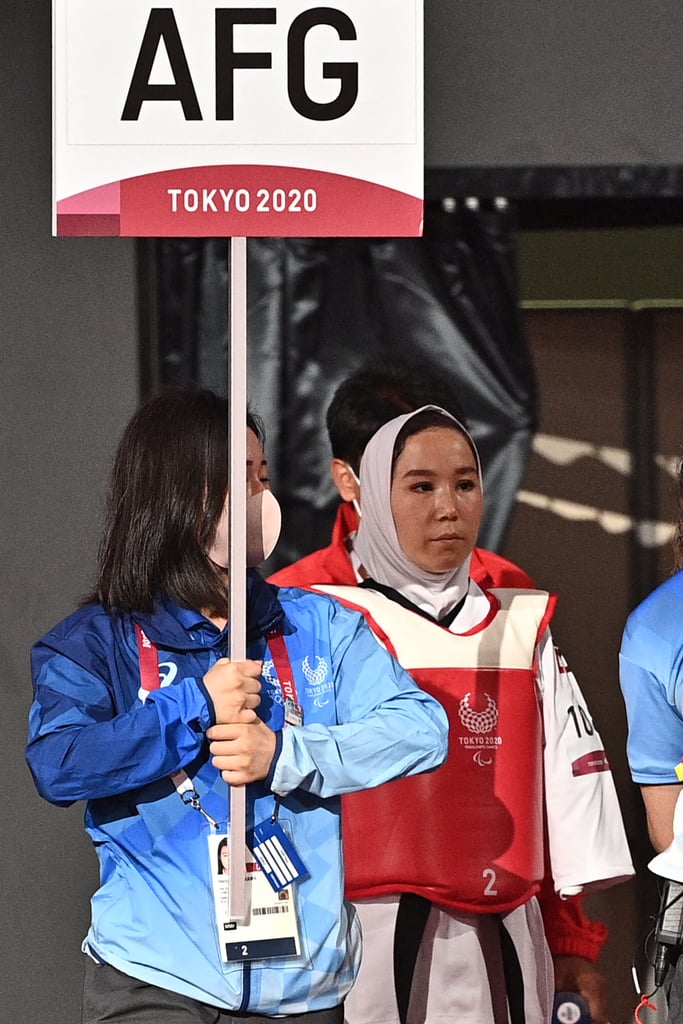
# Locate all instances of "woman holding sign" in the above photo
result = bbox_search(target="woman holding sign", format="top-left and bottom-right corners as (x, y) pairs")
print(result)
(26, 386), (448, 1023)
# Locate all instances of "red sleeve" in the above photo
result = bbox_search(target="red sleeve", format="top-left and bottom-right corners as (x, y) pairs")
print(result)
(537, 873), (608, 962)
(470, 547), (535, 589)
(268, 550), (328, 587)
(269, 504), (359, 588)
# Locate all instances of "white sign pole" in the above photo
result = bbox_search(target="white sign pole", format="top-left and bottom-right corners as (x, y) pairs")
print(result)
(228, 235), (248, 921)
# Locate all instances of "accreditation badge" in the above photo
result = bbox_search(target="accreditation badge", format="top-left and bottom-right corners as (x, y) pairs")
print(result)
(208, 831), (301, 962)
(250, 818), (309, 891)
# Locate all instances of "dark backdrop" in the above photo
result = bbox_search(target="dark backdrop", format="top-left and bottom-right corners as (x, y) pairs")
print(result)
(146, 201), (537, 567)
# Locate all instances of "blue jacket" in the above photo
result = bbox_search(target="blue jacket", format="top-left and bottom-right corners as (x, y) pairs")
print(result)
(27, 572), (448, 1013)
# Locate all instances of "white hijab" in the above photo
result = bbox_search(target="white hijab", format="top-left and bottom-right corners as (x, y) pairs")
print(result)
(354, 405), (483, 620)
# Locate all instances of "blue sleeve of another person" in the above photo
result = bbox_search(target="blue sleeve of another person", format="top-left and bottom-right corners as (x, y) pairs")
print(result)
(620, 571), (683, 784)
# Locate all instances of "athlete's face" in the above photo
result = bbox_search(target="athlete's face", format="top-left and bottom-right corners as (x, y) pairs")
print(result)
(390, 426), (483, 574)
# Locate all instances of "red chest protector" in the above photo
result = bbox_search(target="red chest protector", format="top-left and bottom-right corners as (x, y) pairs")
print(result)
(317, 585), (555, 915)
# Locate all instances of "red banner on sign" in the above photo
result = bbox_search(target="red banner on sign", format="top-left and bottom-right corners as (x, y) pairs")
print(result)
(56, 165), (423, 237)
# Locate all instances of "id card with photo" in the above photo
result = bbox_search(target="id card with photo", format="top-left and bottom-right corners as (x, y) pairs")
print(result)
(208, 832), (301, 963)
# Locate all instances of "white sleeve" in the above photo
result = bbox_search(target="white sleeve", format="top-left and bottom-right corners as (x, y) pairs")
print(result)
(539, 629), (634, 896)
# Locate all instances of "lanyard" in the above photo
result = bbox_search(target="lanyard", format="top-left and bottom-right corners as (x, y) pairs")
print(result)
(135, 624), (299, 707)
(134, 623), (220, 829)
(133, 623), (300, 823)
(136, 624), (161, 693)
(264, 630), (302, 825)
(266, 629), (300, 710)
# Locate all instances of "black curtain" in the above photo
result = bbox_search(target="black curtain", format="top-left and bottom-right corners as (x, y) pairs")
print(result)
(144, 199), (537, 570)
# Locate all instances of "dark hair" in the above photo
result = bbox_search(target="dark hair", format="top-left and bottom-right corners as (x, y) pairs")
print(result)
(392, 408), (476, 474)
(326, 357), (468, 473)
(91, 386), (260, 615)
(217, 837), (229, 874)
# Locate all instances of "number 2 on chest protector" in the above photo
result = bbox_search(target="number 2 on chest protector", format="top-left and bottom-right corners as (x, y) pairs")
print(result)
(483, 868), (498, 896)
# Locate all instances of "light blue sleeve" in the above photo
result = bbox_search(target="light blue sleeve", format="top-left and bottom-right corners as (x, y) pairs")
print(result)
(619, 617), (683, 784)
(271, 605), (449, 798)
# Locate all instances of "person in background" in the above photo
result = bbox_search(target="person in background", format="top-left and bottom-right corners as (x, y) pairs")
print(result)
(269, 358), (624, 1022)
(620, 459), (683, 1020)
(26, 386), (448, 1024)
(308, 405), (633, 1024)
(271, 358), (533, 593)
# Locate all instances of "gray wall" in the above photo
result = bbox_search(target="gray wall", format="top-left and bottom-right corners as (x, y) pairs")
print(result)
(425, 0), (683, 167)
(2, 2), (137, 1020)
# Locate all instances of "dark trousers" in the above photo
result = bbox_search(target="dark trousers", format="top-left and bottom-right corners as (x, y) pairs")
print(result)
(667, 955), (683, 1023)
(81, 959), (344, 1024)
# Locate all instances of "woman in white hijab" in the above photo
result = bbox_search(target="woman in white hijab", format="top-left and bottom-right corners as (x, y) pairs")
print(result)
(316, 406), (633, 1024)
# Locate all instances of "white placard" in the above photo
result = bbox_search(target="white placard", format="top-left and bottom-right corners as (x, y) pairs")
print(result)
(53, 0), (423, 237)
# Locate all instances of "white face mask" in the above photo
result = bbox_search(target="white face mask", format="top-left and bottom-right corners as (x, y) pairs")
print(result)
(246, 489), (282, 566)
(207, 489), (282, 568)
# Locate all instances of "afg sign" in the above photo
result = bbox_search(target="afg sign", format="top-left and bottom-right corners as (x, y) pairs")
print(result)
(53, 1), (423, 237)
